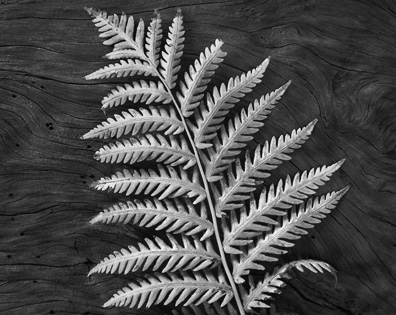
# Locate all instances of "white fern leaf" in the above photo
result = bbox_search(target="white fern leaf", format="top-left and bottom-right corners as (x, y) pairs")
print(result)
(212, 120), (318, 216)
(90, 198), (214, 240)
(88, 234), (220, 276)
(191, 58), (270, 149)
(232, 186), (349, 283)
(94, 134), (196, 169)
(204, 82), (290, 182)
(212, 165), (256, 217)
(160, 8), (185, 89)
(241, 119), (318, 180)
(85, 59), (156, 80)
(145, 11), (162, 67)
(92, 165), (206, 204)
(85, 8), (146, 60)
(81, 107), (184, 140)
(102, 80), (171, 109)
(177, 39), (227, 117)
(223, 161), (345, 255)
(103, 271), (233, 308)
(244, 260), (336, 310)
(201, 80), (289, 154)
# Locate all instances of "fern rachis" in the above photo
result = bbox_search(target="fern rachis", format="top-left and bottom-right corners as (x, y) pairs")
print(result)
(83, 7), (349, 314)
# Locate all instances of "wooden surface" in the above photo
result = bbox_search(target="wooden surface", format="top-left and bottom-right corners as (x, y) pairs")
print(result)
(1, 0), (395, 314)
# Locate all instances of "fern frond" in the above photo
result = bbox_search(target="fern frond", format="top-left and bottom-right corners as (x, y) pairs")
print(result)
(103, 271), (233, 308)
(102, 80), (171, 109)
(212, 166), (256, 218)
(160, 9), (184, 89)
(178, 39), (227, 117)
(92, 165), (206, 204)
(224, 161), (345, 255)
(90, 198), (214, 240)
(191, 58), (270, 149)
(85, 59), (156, 80)
(212, 120), (318, 216)
(81, 107), (184, 140)
(94, 134), (196, 169)
(88, 234), (220, 276)
(232, 186), (349, 283)
(145, 11), (162, 67)
(222, 160), (344, 252)
(244, 260), (336, 310)
(204, 82), (289, 182)
(241, 119), (318, 180)
(202, 81), (289, 155)
(85, 8), (146, 60)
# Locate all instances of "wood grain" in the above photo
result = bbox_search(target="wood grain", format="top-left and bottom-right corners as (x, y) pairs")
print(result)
(1, 0), (395, 314)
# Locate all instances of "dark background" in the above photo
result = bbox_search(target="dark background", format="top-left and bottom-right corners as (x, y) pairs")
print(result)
(1, 0), (395, 314)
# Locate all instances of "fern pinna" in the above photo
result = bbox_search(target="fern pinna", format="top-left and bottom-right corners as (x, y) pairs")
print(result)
(83, 7), (349, 315)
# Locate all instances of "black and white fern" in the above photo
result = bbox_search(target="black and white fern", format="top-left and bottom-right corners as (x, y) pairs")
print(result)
(83, 7), (349, 315)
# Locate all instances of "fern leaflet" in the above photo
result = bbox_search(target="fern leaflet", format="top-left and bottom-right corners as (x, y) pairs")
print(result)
(145, 11), (162, 67)
(92, 165), (206, 204)
(102, 80), (171, 109)
(232, 187), (349, 282)
(213, 120), (318, 216)
(244, 259), (335, 310)
(178, 39), (227, 117)
(203, 82), (290, 182)
(94, 134), (196, 169)
(223, 161), (345, 255)
(90, 198), (214, 240)
(103, 272), (233, 308)
(81, 107), (184, 140)
(88, 234), (220, 275)
(85, 59), (156, 80)
(160, 8), (184, 89)
(195, 81), (291, 153)
(191, 58), (270, 149)
(85, 8), (145, 59)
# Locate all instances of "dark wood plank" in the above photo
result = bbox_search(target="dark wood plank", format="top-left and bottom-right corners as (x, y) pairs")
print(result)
(1, 0), (395, 314)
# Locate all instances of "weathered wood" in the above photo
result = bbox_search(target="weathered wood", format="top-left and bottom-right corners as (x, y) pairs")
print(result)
(1, 0), (395, 314)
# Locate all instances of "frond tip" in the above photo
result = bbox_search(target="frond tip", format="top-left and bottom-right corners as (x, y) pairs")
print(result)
(103, 272), (233, 308)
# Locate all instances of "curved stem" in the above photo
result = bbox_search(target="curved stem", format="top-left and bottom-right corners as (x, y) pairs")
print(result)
(114, 32), (246, 313)
(148, 65), (246, 315)
(168, 92), (246, 315)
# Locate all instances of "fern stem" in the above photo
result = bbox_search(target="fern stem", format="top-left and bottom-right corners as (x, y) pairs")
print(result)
(169, 93), (246, 315)
(109, 32), (246, 313)
(149, 66), (246, 315)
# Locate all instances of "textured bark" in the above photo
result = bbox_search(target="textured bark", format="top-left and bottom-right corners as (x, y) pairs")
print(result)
(1, 0), (395, 314)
